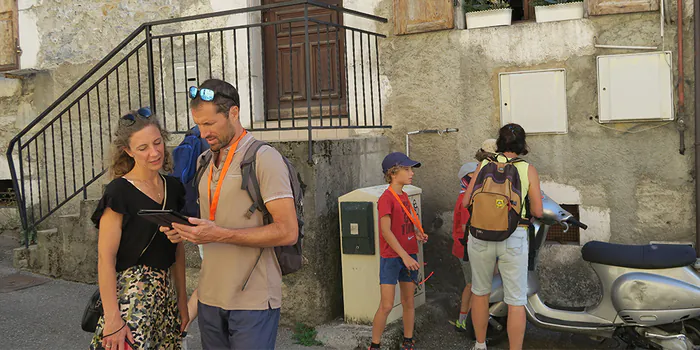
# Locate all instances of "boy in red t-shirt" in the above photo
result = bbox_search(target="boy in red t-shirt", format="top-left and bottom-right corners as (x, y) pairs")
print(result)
(370, 152), (428, 350)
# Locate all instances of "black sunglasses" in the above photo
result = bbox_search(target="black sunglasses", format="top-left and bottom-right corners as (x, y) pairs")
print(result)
(120, 107), (152, 126)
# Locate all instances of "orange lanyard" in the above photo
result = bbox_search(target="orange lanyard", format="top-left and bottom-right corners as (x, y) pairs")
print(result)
(388, 186), (424, 235)
(207, 130), (247, 221)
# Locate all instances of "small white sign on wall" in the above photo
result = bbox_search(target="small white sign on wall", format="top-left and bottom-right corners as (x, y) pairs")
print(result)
(597, 51), (674, 123)
(499, 69), (568, 134)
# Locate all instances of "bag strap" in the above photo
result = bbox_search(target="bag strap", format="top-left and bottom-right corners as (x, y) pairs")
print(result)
(239, 140), (272, 291)
(194, 150), (213, 188)
(240, 140), (271, 221)
(388, 186), (424, 235)
(492, 152), (524, 164)
(139, 174), (168, 258)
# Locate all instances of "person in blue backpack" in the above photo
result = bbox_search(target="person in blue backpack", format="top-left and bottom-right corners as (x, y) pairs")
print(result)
(171, 125), (210, 218)
(171, 123), (211, 335)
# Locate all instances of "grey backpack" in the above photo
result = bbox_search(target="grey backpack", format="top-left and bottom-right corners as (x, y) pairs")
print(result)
(194, 140), (306, 278)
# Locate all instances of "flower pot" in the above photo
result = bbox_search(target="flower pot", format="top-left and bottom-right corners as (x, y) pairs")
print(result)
(465, 8), (513, 29)
(535, 2), (584, 23)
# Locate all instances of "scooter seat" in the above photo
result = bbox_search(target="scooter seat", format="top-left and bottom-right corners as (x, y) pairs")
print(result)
(581, 241), (697, 269)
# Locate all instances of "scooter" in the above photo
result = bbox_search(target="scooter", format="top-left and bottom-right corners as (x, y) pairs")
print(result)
(469, 192), (700, 350)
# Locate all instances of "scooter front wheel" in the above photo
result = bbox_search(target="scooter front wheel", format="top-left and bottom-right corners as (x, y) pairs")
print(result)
(464, 310), (509, 346)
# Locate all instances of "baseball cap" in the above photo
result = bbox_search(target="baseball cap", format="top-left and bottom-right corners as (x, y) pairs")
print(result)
(382, 152), (421, 174)
(458, 162), (479, 180)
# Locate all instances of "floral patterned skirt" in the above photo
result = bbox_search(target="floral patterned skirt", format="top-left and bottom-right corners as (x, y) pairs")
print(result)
(90, 265), (182, 349)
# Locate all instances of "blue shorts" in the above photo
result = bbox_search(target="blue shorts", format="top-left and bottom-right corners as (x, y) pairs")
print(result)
(380, 254), (418, 285)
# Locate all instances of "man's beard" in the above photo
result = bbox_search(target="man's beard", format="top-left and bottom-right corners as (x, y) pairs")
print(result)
(211, 130), (235, 152)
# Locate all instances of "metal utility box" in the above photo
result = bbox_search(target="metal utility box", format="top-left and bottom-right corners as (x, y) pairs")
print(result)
(499, 68), (568, 134)
(338, 184), (426, 325)
(597, 51), (674, 123)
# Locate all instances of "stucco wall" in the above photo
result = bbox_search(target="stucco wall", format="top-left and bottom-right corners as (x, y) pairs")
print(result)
(347, 0), (696, 304)
(3, 0), (697, 314)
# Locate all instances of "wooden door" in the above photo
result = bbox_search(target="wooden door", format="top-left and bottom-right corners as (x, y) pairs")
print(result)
(263, 0), (346, 120)
(588, 0), (659, 15)
(393, 0), (453, 35)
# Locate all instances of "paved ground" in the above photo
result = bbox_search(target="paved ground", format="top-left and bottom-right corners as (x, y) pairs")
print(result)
(0, 232), (632, 350)
(0, 234), (329, 350)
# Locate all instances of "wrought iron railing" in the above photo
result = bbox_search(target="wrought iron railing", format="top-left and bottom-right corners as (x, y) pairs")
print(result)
(7, 0), (388, 239)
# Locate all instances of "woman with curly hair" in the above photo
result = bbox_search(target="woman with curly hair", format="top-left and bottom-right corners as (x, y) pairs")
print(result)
(90, 107), (188, 350)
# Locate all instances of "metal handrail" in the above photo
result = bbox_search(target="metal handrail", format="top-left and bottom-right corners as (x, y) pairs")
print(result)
(7, 0), (389, 239)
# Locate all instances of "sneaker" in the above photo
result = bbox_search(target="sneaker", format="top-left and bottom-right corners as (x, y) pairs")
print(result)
(400, 339), (415, 350)
(455, 319), (467, 332)
(469, 343), (487, 350)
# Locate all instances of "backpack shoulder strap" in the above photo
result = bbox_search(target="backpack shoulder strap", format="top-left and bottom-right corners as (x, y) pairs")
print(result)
(241, 140), (271, 220)
(193, 149), (213, 187)
(241, 140), (269, 167)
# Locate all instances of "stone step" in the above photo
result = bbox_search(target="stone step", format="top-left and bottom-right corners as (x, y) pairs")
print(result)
(12, 244), (37, 270)
(59, 212), (98, 284)
(35, 228), (61, 278)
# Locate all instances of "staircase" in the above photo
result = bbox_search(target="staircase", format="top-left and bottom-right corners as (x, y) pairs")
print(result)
(7, 0), (389, 280)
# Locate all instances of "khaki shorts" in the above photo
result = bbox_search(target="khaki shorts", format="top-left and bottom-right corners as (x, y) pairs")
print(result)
(468, 227), (528, 306)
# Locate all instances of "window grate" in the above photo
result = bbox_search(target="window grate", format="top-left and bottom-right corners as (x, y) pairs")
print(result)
(546, 204), (580, 244)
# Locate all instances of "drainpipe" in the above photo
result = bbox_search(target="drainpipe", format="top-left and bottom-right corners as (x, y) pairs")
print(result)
(678, 0), (687, 155)
(694, 0), (700, 255)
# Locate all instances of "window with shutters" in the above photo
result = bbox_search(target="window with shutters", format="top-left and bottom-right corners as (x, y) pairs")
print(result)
(588, 0), (659, 16)
(393, 0), (454, 35)
(0, 0), (19, 72)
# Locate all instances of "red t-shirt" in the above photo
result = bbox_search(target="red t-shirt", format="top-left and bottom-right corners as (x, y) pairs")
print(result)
(377, 189), (419, 258)
(452, 192), (471, 259)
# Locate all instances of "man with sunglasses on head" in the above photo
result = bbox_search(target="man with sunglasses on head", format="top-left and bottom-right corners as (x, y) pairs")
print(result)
(161, 78), (298, 350)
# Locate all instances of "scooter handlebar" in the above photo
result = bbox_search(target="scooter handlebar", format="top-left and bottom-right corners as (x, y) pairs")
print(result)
(566, 217), (588, 230)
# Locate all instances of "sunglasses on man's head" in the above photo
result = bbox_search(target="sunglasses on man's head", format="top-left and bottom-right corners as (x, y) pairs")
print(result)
(120, 107), (152, 126)
(188, 86), (237, 103)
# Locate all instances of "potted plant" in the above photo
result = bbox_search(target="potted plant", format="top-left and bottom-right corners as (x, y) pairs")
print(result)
(463, 0), (512, 29)
(533, 0), (584, 23)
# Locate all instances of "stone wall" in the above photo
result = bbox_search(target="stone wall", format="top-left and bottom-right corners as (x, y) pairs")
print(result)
(345, 0), (697, 305)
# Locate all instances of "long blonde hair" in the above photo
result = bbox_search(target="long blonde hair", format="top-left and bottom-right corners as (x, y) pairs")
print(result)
(109, 110), (172, 178)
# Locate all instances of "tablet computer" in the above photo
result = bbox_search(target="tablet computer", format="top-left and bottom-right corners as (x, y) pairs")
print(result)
(137, 209), (194, 228)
